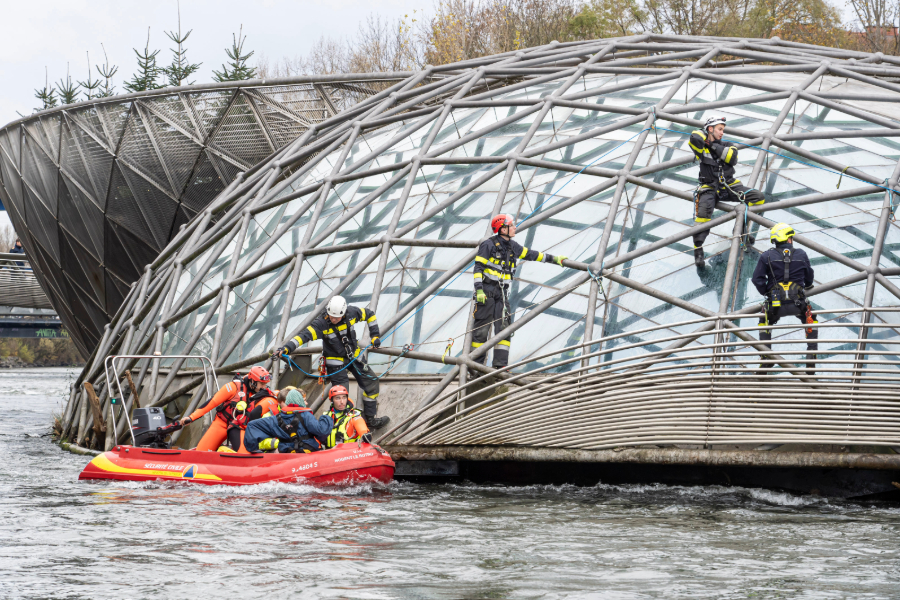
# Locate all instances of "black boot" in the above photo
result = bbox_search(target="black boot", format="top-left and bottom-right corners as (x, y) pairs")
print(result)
(694, 246), (705, 267)
(806, 354), (816, 377)
(363, 400), (390, 430)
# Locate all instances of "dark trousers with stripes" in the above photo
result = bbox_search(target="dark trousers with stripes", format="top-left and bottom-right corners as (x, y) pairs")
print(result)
(327, 355), (380, 418)
(471, 282), (512, 368)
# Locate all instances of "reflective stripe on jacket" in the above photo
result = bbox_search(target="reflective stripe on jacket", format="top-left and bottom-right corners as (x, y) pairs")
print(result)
(325, 407), (369, 448)
(689, 129), (738, 183)
(285, 305), (381, 359)
(474, 235), (554, 290)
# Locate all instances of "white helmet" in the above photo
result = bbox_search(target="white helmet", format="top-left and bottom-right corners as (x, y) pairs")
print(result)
(326, 295), (348, 319)
(704, 116), (726, 131)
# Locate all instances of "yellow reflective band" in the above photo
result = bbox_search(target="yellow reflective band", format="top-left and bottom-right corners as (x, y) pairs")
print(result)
(360, 308), (367, 320)
(363, 392), (378, 399)
(354, 348), (361, 357)
(688, 142), (705, 154)
(489, 257), (500, 264)
(473, 273), (483, 279)
(326, 356), (345, 361)
(537, 252), (544, 262)
(475, 256), (488, 264)
(306, 327), (318, 341)
(725, 147), (734, 163)
(497, 340), (511, 347)
(367, 314), (377, 322)
(337, 324), (347, 331)
(349, 319), (357, 325)
(519, 247), (529, 259)
(749, 199), (765, 206)
(322, 328), (334, 335)
(692, 130), (706, 140)
(700, 184), (713, 189)
(694, 217), (711, 223)
(732, 179), (741, 184)
(471, 341), (484, 348)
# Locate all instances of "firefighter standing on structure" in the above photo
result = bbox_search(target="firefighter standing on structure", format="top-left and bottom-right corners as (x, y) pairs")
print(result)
(689, 116), (766, 267)
(472, 214), (567, 369)
(751, 223), (818, 375)
(277, 296), (390, 429)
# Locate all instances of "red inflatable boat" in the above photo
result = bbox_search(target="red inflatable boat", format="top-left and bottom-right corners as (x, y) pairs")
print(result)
(79, 442), (395, 486)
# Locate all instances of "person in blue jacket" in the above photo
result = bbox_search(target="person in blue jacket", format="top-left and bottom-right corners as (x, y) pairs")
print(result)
(244, 389), (333, 453)
(751, 223), (817, 374)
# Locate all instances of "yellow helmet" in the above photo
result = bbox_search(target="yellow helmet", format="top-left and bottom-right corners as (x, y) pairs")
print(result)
(770, 222), (795, 243)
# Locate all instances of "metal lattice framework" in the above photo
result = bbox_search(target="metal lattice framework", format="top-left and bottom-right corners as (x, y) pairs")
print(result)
(0, 73), (425, 355)
(61, 35), (900, 451)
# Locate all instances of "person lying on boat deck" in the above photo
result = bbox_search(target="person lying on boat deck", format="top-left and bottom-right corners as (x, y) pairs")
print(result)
(323, 385), (372, 449)
(177, 366), (274, 452)
(244, 389), (333, 453)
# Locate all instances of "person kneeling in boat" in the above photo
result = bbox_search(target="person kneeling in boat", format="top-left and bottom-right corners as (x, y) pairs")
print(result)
(177, 366), (274, 452)
(244, 389), (333, 453)
(324, 385), (372, 448)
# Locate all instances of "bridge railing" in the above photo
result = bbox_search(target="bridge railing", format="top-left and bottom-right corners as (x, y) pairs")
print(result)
(0, 252), (52, 309)
(380, 308), (900, 450)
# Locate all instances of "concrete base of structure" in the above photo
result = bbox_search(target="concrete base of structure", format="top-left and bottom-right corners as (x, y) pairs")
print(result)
(385, 445), (900, 499)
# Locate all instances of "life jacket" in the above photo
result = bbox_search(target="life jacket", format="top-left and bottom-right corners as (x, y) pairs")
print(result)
(227, 387), (277, 429)
(326, 407), (364, 448)
(765, 247), (805, 308)
(276, 408), (319, 450)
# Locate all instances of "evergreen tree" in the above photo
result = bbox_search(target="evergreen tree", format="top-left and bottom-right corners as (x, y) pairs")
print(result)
(56, 64), (81, 105)
(163, 3), (201, 87)
(96, 44), (119, 98)
(212, 26), (257, 82)
(78, 52), (102, 101)
(34, 67), (58, 111)
(123, 27), (163, 93)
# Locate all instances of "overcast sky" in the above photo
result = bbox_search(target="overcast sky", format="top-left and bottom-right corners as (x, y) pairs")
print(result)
(0, 0), (425, 125)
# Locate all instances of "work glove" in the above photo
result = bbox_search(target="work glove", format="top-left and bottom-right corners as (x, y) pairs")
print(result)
(258, 438), (279, 452)
(476, 289), (487, 304)
(371, 337), (381, 348)
(361, 433), (373, 443)
(554, 255), (567, 267)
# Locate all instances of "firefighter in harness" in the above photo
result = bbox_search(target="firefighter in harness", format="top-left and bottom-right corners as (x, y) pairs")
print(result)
(472, 214), (567, 369)
(751, 223), (818, 375)
(277, 296), (389, 429)
(689, 116), (766, 267)
(177, 366), (274, 451)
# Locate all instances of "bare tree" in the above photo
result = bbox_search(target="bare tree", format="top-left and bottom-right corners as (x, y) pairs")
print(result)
(849, 0), (900, 53)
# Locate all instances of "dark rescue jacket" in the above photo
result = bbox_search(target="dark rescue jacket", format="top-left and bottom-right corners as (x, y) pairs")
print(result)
(689, 129), (738, 184)
(244, 407), (333, 453)
(474, 235), (556, 290)
(752, 242), (815, 306)
(284, 306), (380, 363)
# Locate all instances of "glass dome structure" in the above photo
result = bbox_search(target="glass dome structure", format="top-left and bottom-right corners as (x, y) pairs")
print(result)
(66, 35), (900, 450)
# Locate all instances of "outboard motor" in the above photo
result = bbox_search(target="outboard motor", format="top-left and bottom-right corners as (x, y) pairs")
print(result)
(132, 407), (168, 447)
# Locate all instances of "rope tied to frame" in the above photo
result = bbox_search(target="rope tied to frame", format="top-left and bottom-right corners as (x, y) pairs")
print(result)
(837, 166), (850, 189)
(886, 178), (898, 222)
(588, 261), (609, 304)
(441, 339), (454, 364)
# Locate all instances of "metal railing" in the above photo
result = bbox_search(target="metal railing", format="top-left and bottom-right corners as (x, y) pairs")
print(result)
(381, 309), (900, 450)
(0, 252), (51, 309)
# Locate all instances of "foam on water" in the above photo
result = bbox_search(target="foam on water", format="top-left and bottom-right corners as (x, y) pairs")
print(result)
(2, 368), (900, 599)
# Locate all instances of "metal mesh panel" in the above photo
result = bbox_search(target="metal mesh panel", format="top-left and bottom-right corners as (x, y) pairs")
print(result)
(59, 120), (99, 204)
(60, 172), (104, 259)
(96, 102), (132, 148)
(24, 119), (55, 162)
(21, 135), (58, 215)
(185, 90), (235, 138)
(181, 152), (225, 213)
(252, 103), (308, 149)
(117, 109), (172, 193)
(58, 173), (101, 262)
(208, 92), (272, 167)
(141, 107), (203, 195)
(39, 114), (61, 160)
(118, 162), (180, 249)
(60, 229), (105, 311)
(103, 219), (142, 283)
(62, 274), (108, 337)
(2, 125), (21, 167)
(105, 162), (155, 245)
(0, 150), (23, 217)
(24, 186), (60, 264)
(146, 95), (202, 141)
(105, 219), (159, 281)
(105, 271), (128, 317)
(67, 106), (110, 152)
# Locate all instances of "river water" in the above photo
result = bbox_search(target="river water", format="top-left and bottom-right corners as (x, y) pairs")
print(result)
(3, 368), (900, 599)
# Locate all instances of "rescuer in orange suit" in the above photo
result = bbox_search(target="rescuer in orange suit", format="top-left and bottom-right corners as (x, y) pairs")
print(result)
(178, 366), (273, 452)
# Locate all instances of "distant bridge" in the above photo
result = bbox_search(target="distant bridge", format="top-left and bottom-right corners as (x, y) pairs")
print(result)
(0, 253), (64, 338)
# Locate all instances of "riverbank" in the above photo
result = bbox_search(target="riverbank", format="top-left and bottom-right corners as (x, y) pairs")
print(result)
(0, 338), (84, 368)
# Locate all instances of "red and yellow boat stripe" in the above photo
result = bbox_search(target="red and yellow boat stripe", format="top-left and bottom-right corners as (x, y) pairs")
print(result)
(88, 454), (222, 481)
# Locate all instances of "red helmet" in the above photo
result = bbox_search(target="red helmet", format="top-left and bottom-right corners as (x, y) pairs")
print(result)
(491, 213), (514, 234)
(247, 366), (271, 383)
(329, 385), (350, 399)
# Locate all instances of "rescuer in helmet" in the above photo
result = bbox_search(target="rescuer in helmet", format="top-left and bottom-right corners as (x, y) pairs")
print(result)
(276, 296), (390, 429)
(324, 385), (371, 449)
(177, 366), (274, 451)
(689, 116), (766, 267)
(473, 214), (567, 369)
(751, 223), (818, 375)
(244, 388), (333, 453)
